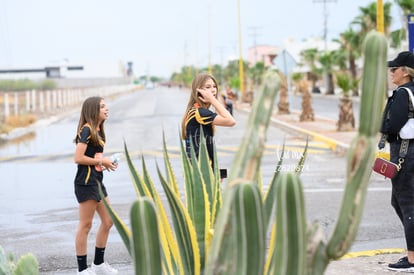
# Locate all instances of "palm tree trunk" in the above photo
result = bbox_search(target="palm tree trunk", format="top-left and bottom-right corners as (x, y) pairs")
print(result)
(337, 96), (355, 131)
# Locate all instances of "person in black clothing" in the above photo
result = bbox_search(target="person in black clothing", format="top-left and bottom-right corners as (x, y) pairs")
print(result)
(381, 51), (414, 272)
(73, 96), (119, 275)
(181, 73), (236, 173)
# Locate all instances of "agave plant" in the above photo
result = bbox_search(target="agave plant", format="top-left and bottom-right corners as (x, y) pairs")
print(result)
(101, 30), (387, 275)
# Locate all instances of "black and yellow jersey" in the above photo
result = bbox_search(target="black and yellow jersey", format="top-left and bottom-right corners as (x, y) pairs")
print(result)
(184, 105), (217, 166)
(74, 125), (104, 185)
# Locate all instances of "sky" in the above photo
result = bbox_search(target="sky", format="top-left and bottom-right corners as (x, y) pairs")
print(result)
(0, 0), (404, 79)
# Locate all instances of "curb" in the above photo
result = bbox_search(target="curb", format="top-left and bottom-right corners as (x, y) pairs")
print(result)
(269, 116), (350, 153)
(340, 248), (405, 260)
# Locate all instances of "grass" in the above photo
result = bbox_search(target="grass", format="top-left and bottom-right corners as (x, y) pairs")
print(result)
(0, 114), (37, 134)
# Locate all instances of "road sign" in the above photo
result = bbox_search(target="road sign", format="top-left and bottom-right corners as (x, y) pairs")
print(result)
(408, 14), (414, 52)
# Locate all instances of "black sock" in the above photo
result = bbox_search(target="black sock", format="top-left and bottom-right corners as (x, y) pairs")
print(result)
(76, 255), (87, 272)
(94, 247), (106, 265)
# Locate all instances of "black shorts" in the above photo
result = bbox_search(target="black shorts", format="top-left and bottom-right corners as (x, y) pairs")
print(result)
(74, 183), (108, 203)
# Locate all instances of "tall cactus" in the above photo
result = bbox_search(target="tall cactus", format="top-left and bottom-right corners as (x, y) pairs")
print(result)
(205, 69), (281, 274)
(325, 30), (387, 259)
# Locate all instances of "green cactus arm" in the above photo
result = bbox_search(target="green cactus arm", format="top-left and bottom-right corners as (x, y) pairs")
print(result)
(98, 183), (132, 255)
(13, 253), (39, 275)
(274, 173), (307, 275)
(130, 198), (162, 275)
(232, 182), (266, 275)
(228, 70), (281, 182)
(358, 31), (388, 136)
(326, 31), (387, 259)
(204, 182), (266, 275)
(205, 70), (281, 273)
(157, 164), (201, 275)
(326, 136), (377, 258)
(306, 222), (329, 275)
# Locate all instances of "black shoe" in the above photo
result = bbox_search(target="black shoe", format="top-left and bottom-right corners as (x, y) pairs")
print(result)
(388, 256), (414, 272)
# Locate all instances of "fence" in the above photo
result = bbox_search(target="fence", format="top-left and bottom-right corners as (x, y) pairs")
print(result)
(0, 85), (139, 122)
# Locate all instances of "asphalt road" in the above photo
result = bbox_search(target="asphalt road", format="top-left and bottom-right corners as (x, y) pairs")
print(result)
(0, 87), (403, 274)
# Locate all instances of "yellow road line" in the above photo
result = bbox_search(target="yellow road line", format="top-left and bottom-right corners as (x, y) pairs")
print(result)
(340, 248), (405, 260)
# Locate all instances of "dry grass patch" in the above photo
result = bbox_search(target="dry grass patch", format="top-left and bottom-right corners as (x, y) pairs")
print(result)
(1, 114), (38, 134)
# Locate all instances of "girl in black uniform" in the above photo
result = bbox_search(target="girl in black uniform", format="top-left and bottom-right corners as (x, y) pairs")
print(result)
(73, 96), (118, 275)
(181, 73), (236, 174)
(381, 52), (414, 273)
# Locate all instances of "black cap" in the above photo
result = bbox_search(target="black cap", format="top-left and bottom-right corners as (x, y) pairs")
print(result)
(388, 51), (414, 68)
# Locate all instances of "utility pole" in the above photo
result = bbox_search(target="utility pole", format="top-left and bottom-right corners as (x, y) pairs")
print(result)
(313, 0), (336, 94)
(313, 0), (337, 52)
(237, 0), (245, 99)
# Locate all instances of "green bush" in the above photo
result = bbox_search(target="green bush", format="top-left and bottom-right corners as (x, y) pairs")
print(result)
(0, 79), (56, 92)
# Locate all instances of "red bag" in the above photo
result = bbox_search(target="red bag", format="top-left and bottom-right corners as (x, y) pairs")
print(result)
(373, 158), (399, 179)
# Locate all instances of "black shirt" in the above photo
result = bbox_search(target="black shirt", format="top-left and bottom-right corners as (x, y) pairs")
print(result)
(381, 82), (414, 142)
(184, 105), (217, 166)
(74, 125), (104, 185)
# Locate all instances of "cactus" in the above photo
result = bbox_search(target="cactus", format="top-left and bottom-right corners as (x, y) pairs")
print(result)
(0, 246), (39, 275)
(102, 30), (386, 275)
(325, 30), (387, 259)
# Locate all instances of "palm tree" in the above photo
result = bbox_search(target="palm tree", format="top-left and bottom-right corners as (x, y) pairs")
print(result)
(318, 51), (336, 95)
(300, 48), (321, 93)
(277, 72), (290, 114)
(298, 78), (314, 122)
(336, 28), (362, 96)
(391, 0), (414, 49)
(248, 61), (266, 87)
(353, 2), (392, 36)
(336, 71), (356, 131)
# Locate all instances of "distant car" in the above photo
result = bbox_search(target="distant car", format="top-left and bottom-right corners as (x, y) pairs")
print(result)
(145, 82), (154, 89)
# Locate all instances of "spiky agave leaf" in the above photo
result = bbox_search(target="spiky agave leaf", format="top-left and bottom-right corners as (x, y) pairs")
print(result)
(162, 131), (179, 194)
(157, 164), (201, 275)
(123, 142), (179, 273)
(98, 183), (132, 255)
(130, 198), (162, 275)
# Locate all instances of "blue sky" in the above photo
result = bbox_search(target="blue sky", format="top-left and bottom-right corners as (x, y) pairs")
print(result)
(0, 0), (403, 78)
